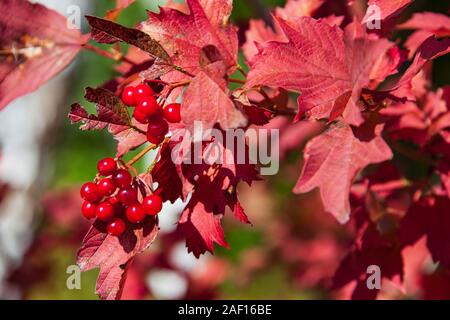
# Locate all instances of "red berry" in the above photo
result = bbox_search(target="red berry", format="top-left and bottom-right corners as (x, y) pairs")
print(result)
(107, 218), (126, 236)
(80, 182), (101, 203)
(133, 107), (149, 124)
(97, 157), (117, 176)
(121, 86), (137, 106)
(147, 134), (165, 145)
(142, 195), (163, 216)
(126, 205), (146, 223)
(147, 117), (169, 137)
(113, 169), (132, 188)
(96, 202), (115, 221)
(135, 84), (154, 103)
(118, 187), (138, 206)
(108, 196), (120, 205)
(137, 96), (159, 117)
(97, 178), (116, 197)
(163, 103), (181, 123)
(81, 201), (97, 219)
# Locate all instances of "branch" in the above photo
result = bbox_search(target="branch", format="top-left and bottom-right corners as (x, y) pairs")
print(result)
(83, 43), (135, 65)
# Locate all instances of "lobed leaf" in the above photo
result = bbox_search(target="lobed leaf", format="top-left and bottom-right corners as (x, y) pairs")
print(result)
(77, 218), (158, 300)
(246, 17), (393, 125)
(294, 121), (393, 223)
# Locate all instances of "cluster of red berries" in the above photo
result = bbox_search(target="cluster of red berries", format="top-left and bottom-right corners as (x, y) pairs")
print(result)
(80, 157), (163, 237)
(121, 83), (181, 145)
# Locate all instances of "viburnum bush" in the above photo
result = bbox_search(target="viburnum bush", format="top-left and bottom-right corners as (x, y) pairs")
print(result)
(1, 0), (450, 300)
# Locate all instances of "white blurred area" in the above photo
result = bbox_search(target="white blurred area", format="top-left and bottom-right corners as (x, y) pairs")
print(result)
(0, 0), (206, 300)
(0, 0), (91, 299)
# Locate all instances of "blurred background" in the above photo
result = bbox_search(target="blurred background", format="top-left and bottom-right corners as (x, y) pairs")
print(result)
(0, 0), (448, 300)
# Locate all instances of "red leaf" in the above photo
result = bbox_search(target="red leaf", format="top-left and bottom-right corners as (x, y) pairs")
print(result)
(140, 0), (238, 82)
(391, 36), (450, 101)
(246, 17), (393, 125)
(233, 197), (252, 225)
(400, 197), (450, 269)
(398, 12), (450, 31)
(293, 121), (393, 223)
(0, 0), (87, 110)
(398, 12), (450, 58)
(110, 122), (147, 157)
(275, 0), (324, 20)
(362, 0), (413, 22)
(181, 71), (247, 132)
(243, 19), (286, 63)
(77, 218), (158, 300)
(178, 189), (229, 258)
(152, 143), (184, 203)
(175, 137), (259, 255)
(69, 87), (131, 130)
(86, 16), (170, 62)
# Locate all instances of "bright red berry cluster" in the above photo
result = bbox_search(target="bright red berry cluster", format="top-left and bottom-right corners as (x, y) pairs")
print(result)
(80, 157), (163, 237)
(121, 83), (181, 145)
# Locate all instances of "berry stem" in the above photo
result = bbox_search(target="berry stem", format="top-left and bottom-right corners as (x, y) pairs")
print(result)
(160, 80), (191, 106)
(130, 125), (147, 135)
(237, 64), (248, 77)
(126, 138), (169, 167)
(229, 78), (246, 85)
(171, 64), (195, 77)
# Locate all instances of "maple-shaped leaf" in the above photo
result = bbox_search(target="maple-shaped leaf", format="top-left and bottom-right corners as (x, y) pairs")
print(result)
(77, 217), (158, 300)
(85, 16), (170, 62)
(181, 71), (247, 133)
(362, 0), (413, 23)
(0, 0), (87, 110)
(175, 137), (258, 256)
(243, 0), (339, 63)
(293, 121), (393, 223)
(140, 0), (238, 83)
(246, 17), (393, 125)
(69, 87), (131, 130)
(178, 182), (229, 258)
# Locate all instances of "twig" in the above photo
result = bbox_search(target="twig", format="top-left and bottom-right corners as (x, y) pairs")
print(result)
(229, 78), (246, 85)
(237, 64), (248, 77)
(83, 43), (135, 65)
(126, 144), (159, 167)
(130, 125), (147, 135)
